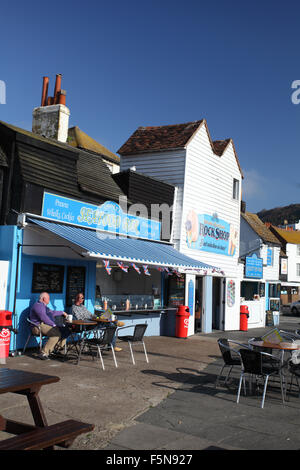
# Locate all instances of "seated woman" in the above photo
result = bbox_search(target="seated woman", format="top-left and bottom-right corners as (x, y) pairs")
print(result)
(71, 293), (123, 352)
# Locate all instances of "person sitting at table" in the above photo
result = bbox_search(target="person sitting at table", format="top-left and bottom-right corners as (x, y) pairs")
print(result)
(71, 293), (123, 352)
(29, 292), (70, 360)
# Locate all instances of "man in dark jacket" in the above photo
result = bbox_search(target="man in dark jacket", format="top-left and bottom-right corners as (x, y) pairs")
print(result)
(30, 292), (68, 360)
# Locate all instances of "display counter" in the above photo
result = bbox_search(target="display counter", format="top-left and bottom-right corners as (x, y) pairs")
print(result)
(94, 307), (177, 336)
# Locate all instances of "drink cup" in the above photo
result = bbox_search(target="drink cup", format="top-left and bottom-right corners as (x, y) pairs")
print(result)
(67, 314), (73, 322)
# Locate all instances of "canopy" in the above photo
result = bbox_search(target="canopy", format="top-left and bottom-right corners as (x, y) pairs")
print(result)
(29, 218), (222, 272)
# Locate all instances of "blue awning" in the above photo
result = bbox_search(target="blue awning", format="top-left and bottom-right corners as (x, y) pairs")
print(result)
(28, 218), (222, 272)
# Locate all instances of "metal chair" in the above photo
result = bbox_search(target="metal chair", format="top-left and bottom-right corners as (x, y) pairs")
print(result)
(118, 324), (149, 365)
(23, 318), (46, 353)
(237, 349), (286, 408)
(87, 326), (118, 370)
(216, 338), (248, 387)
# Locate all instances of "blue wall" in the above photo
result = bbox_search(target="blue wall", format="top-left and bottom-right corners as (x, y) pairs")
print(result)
(0, 225), (97, 350)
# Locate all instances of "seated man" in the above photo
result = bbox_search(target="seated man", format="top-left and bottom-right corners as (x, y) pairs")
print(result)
(71, 293), (123, 352)
(30, 292), (69, 360)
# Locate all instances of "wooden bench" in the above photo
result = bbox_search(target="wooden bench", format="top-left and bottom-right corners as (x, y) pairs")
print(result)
(0, 419), (94, 450)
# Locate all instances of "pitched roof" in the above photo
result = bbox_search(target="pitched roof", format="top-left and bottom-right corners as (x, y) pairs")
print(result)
(118, 121), (203, 155)
(0, 120), (125, 204)
(68, 126), (119, 164)
(270, 226), (300, 244)
(242, 212), (281, 245)
(118, 120), (243, 177)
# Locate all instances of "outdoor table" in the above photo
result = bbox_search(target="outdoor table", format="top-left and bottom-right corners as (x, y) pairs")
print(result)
(65, 320), (98, 363)
(0, 368), (59, 435)
(248, 340), (300, 367)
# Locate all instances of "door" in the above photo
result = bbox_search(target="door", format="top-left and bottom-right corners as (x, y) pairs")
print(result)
(195, 276), (203, 332)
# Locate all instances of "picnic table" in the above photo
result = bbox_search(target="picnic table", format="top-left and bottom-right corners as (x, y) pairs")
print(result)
(0, 368), (94, 450)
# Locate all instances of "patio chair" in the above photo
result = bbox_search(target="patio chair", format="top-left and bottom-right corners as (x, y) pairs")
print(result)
(118, 324), (149, 365)
(237, 349), (286, 408)
(216, 338), (248, 387)
(88, 326), (118, 371)
(288, 361), (300, 396)
(23, 318), (46, 353)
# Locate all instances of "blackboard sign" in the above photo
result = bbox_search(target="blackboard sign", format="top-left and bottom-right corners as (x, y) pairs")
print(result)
(66, 266), (86, 307)
(32, 263), (64, 293)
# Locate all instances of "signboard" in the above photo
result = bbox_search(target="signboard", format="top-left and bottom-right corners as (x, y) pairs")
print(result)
(245, 254), (263, 279)
(66, 266), (86, 307)
(281, 258), (288, 275)
(185, 211), (238, 256)
(267, 248), (273, 266)
(32, 263), (64, 293)
(42, 192), (161, 241)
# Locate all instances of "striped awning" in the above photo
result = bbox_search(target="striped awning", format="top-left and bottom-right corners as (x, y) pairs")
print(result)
(29, 218), (222, 272)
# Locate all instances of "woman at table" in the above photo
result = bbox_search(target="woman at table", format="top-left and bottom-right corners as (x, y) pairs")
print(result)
(71, 293), (123, 352)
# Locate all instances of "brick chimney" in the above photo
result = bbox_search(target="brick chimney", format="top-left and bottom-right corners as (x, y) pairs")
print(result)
(32, 74), (70, 143)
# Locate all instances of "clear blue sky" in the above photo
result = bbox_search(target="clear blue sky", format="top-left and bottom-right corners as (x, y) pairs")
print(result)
(1, 0), (299, 213)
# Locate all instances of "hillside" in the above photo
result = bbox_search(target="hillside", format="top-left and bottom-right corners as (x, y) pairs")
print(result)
(257, 204), (300, 225)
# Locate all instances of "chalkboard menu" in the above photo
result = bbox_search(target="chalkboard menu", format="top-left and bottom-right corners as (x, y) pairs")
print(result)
(66, 266), (86, 307)
(32, 263), (65, 293)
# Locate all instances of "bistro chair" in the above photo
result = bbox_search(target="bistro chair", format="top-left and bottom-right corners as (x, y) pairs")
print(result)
(117, 324), (149, 365)
(237, 349), (286, 409)
(23, 318), (46, 353)
(88, 326), (118, 371)
(216, 338), (249, 387)
(288, 361), (300, 397)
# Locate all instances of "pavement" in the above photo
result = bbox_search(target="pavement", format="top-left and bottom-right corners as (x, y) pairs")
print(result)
(1, 313), (300, 452)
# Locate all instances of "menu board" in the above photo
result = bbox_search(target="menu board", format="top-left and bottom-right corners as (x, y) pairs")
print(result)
(66, 266), (86, 307)
(32, 263), (64, 293)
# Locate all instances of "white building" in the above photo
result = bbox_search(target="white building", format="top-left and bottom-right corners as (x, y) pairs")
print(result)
(268, 226), (300, 307)
(239, 211), (281, 328)
(118, 119), (243, 334)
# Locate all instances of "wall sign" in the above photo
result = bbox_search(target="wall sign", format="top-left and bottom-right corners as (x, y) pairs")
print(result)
(245, 254), (263, 279)
(188, 279), (194, 317)
(185, 211), (238, 256)
(227, 280), (235, 307)
(32, 263), (64, 293)
(66, 266), (86, 307)
(42, 192), (161, 241)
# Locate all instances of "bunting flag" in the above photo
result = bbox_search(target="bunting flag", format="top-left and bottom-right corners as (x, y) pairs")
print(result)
(131, 263), (141, 274)
(164, 267), (173, 276)
(143, 265), (151, 276)
(117, 262), (129, 273)
(156, 267), (165, 272)
(104, 259), (112, 275)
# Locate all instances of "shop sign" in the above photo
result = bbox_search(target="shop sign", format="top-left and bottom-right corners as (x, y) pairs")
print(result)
(245, 254), (263, 279)
(281, 258), (288, 275)
(42, 192), (161, 240)
(185, 211), (238, 256)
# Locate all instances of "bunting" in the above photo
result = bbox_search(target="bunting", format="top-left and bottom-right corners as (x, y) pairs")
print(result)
(131, 263), (141, 274)
(117, 262), (129, 272)
(143, 265), (151, 276)
(104, 259), (112, 275)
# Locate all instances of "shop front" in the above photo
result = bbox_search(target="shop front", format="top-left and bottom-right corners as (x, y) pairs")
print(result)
(1, 191), (222, 352)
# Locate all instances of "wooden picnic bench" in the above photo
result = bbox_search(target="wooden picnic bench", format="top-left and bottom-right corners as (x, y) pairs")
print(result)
(0, 419), (94, 450)
(0, 368), (94, 450)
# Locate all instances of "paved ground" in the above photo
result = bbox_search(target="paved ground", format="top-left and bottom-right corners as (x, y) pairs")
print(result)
(1, 313), (300, 451)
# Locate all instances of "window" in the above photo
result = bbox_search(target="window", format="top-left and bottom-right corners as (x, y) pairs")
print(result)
(297, 245), (300, 256)
(297, 263), (300, 277)
(233, 178), (239, 200)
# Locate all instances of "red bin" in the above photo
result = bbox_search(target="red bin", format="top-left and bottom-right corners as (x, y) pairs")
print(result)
(0, 311), (12, 359)
(175, 306), (190, 338)
(240, 305), (249, 332)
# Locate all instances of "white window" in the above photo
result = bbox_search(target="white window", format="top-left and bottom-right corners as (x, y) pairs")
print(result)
(297, 245), (300, 256)
(233, 178), (239, 200)
(297, 263), (300, 277)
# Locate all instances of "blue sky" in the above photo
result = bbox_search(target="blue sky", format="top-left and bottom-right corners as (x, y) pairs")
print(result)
(0, 0), (300, 213)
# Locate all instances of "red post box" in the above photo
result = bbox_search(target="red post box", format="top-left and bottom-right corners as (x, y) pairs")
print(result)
(175, 306), (190, 338)
(240, 305), (249, 331)
(0, 311), (12, 359)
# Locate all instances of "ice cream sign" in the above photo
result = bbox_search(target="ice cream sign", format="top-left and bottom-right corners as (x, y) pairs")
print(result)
(185, 211), (238, 256)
